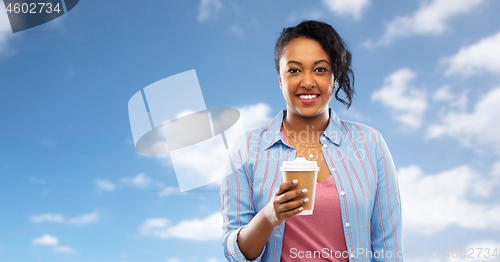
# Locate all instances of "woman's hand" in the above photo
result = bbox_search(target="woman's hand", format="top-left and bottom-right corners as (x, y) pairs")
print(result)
(235, 179), (307, 260)
(264, 179), (309, 226)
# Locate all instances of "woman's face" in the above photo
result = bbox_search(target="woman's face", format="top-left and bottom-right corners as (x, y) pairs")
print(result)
(279, 37), (334, 118)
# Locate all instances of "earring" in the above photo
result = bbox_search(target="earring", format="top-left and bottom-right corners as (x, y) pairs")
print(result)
(280, 83), (282, 90)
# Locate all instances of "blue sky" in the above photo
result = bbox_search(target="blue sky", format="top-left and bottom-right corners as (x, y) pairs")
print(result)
(1, 0), (500, 261)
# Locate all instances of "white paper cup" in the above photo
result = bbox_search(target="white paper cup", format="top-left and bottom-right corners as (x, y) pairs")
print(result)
(281, 157), (319, 215)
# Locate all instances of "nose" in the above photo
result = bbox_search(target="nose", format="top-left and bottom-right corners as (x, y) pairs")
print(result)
(301, 72), (315, 89)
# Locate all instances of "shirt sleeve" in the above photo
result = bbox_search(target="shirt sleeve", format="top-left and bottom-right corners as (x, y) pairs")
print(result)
(221, 134), (266, 262)
(370, 130), (403, 261)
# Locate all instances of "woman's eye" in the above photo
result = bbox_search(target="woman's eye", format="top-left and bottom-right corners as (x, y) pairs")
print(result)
(288, 68), (299, 73)
(315, 68), (328, 72)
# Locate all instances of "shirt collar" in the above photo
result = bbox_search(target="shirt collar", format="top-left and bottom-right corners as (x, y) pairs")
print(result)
(263, 107), (342, 150)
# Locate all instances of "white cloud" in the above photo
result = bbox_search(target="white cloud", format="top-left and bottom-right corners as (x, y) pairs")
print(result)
(159, 186), (182, 196)
(140, 103), (271, 191)
(121, 173), (152, 188)
(427, 87), (500, 153)
(364, 0), (486, 47)
(53, 246), (74, 253)
(372, 68), (427, 128)
(159, 137), (226, 191)
(443, 31), (500, 76)
(163, 103), (272, 191)
(399, 164), (500, 234)
(140, 213), (222, 241)
(66, 212), (99, 225)
(31, 214), (65, 223)
(433, 85), (454, 101)
(448, 89), (469, 112)
(31, 211), (99, 226)
(197, 0), (222, 21)
(95, 179), (115, 192)
(32, 235), (59, 246)
(322, 0), (370, 20)
(492, 161), (500, 176)
(32, 235), (75, 254)
(166, 258), (181, 262)
(237, 103), (273, 131)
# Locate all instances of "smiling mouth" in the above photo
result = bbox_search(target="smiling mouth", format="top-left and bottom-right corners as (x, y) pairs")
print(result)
(296, 94), (320, 100)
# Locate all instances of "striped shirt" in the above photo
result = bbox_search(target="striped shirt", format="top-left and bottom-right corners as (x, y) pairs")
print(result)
(221, 108), (403, 262)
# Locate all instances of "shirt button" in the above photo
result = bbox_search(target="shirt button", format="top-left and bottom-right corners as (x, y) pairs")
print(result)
(323, 144), (327, 148)
(345, 222), (350, 227)
(341, 191), (345, 195)
(331, 168), (336, 172)
(321, 137), (325, 141)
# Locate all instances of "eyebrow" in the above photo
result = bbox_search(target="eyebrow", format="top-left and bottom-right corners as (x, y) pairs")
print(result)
(286, 60), (330, 66)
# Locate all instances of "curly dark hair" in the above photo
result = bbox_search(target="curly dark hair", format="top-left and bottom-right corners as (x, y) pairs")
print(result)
(274, 20), (355, 109)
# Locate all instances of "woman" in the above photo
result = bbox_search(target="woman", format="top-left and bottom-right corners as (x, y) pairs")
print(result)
(221, 20), (402, 262)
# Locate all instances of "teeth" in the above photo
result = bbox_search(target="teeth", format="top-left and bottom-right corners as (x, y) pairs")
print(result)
(298, 94), (318, 100)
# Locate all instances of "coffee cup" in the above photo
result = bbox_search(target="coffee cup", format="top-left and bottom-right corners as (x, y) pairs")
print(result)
(280, 157), (319, 215)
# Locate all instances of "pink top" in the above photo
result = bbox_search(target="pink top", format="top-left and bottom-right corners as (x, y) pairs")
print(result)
(280, 125), (349, 261)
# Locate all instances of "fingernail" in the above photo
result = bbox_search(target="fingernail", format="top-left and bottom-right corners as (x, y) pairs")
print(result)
(302, 189), (308, 194)
(304, 198), (309, 203)
(293, 179), (298, 184)
(299, 207), (304, 211)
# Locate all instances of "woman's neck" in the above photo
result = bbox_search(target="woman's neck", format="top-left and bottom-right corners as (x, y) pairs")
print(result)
(283, 108), (329, 143)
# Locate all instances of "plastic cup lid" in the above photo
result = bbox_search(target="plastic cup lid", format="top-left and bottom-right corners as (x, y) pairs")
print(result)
(280, 157), (319, 171)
